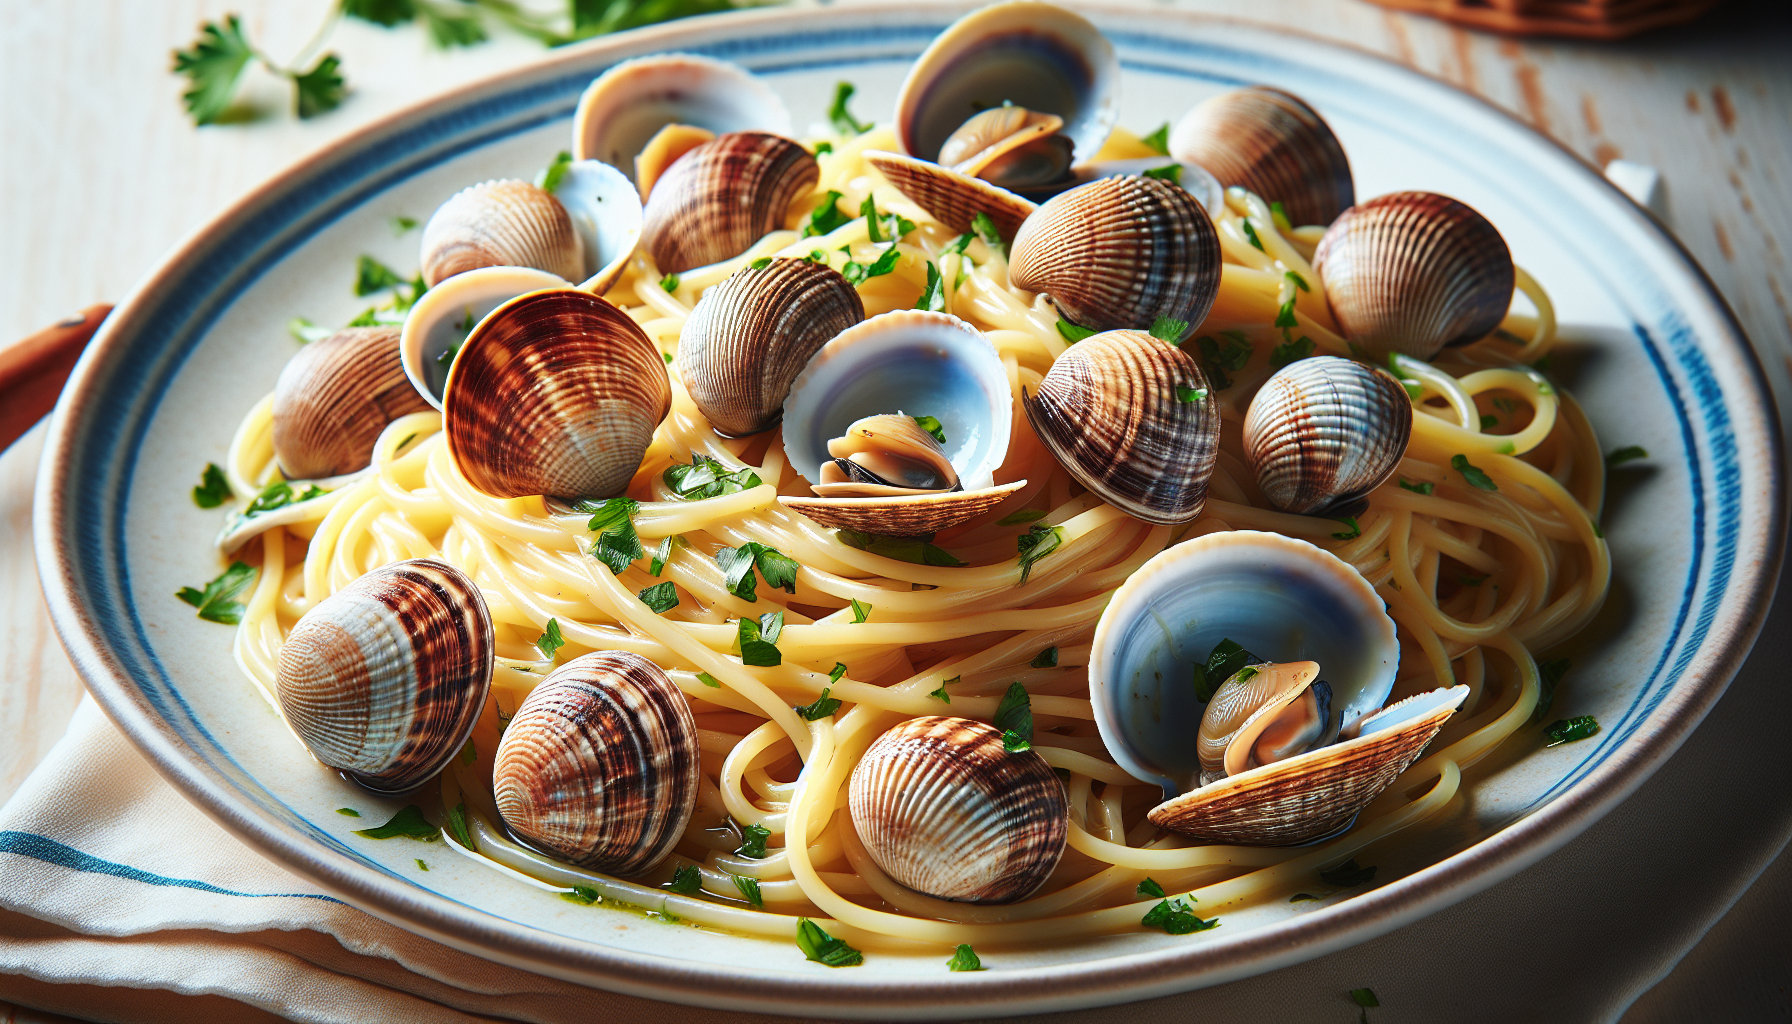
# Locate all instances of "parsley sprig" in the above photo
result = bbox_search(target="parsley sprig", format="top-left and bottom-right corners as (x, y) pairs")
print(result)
(579, 497), (644, 574)
(664, 454), (763, 500)
(716, 542), (799, 602)
(828, 81), (872, 135)
(172, 15), (344, 125)
(993, 681), (1034, 752)
(1016, 522), (1064, 585)
(796, 918), (863, 967)
(176, 562), (257, 625)
(192, 463), (234, 508)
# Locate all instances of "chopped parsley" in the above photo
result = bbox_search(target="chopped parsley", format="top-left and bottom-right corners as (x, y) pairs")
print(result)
(1606, 445), (1649, 467)
(353, 805), (439, 841)
(242, 479), (327, 517)
(1269, 201), (1292, 231)
(795, 918), (862, 967)
(802, 190), (853, 238)
(947, 944), (985, 971)
(1191, 638), (1257, 702)
(354, 254), (406, 297)
(716, 541), (799, 601)
(649, 535), (673, 576)
(994, 681), (1033, 752)
(1149, 315), (1189, 343)
(1136, 878), (1166, 898)
(192, 463), (233, 508)
(335, 807), (361, 817)
(835, 530), (966, 566)
(1016, 523), (1064, 585)
(1196, 332), (1252, 390)
(829, 663), (849, 685)
(943, 232), (974, 256)
(1451, 454), (1499, 491)
(638, 581), (679, 613)
(176, 561), (257, 625)
(664, 453), (763, 500)
(813, 141), (833, 156)
(535, 618), (566, 659)
(736, 822), (771, 858)
(445, 801), (474, 850)
(860, 195), (915, 243)
(1031, 646), (1059, 668)
(843, 245), (901, 286)
(1544, 714), (1599, 746)
(1535, 657), (1572, 719)
(1140, 123), (1171, 155)
(1319, 859), (1377, 888)
(1399, 478), (1434, 495)
(1333, 516), (1362, 540)
(850, 598), (872, 623)
(535, 150), (574, 194)
(915, 261), (947, 311)
(1141, 897), (1218, 934)
(665, 864), (703, 895)
(731, 874), (764, 907)
(1141, 163), (1181, 184)
(561, 886), (601, 905)
(796, 688), (843, 721)
(697, 672), (722, 688)
(1056, 318), (1098, 343)
(749, 256), (774, 270)
(827, 81), (871, 135)
(660, 273), (680, 293)
(997, 508), (1046, 526)
(1241, 219), (1266, 251)
(1269, 335), (1315, 368)
(929, 677), (957, 703)
(1175, 384), (1208, 403)
(415, 859), (430, 871)
(391, 215), (418, 235)
(737, 612), (783, 667)
(912, 415), (947, 444)
(580, 497), (644, 574)
(971, 212), (1005, 259)
(287, 318), (334, 344)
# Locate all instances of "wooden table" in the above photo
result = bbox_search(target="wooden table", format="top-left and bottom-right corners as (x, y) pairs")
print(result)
(2, 0), (1787, 1017)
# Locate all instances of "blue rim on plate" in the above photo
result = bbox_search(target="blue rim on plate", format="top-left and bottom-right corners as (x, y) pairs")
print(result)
(33, 4), (1784, 1015)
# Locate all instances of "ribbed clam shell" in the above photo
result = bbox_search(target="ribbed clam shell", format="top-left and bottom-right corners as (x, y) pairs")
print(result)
(1243, 356), (1413, 515)
(1168, 86), (1354, 228)
(398, 265), (570, 410)
(1314, 192), (1516, 360)
(779, 480), (1028, 537)
(420, 180), (583, 287)
(677, 258), (863, 437)
(276, 558), (492, 794)
(640, 132), (818, 274)
(849, 716), (1067, 903)
(492, 651), (700, 876)
(272, 326), (431, 479)
(445, 289), (669, 500)
(865, 151), (1037, 240)
(1023, 330), (1219, 525)
(1148, 687), (1464, 845)
(1008, 176), (1221, 332)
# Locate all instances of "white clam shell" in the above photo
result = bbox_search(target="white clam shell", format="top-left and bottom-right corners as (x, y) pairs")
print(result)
(572, 53), (792, 184)
(400, 266), (570, 409)
(554, 159), (644, 295)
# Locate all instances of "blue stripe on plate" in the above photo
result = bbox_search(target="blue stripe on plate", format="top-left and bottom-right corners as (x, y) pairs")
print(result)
(0, 830), (341, 902)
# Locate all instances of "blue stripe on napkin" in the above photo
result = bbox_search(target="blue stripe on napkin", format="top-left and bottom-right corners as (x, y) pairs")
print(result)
(0, 831), (340, 903)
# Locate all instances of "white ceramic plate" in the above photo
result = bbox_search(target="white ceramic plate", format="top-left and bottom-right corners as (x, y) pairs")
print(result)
(35, 4), (1783, 1017)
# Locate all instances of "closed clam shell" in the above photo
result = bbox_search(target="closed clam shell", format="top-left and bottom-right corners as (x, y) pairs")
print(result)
(276, 558), (492, 794)
(1023, 330), (1219, 525)
(640, 132), (818, 274)
(1314, 191), (1515, 360)
(493, 651), (700, 876)
(1149, 686), (1467, 845)
(864, 151), (1037, 241)
(445, 288), (669, 500)
(678, 258), (864, 437)
(420, 180), (584, 287)
(1008, 175), (1221, 332)
(272, 326), (431, 479)
(1168, 86), (1354, 228)
(849, 716), (1067, 904)
(1243, 356), (1413, 515)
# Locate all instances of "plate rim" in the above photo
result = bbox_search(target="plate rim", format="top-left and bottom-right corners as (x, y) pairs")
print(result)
(32, 3), (1786, 1015)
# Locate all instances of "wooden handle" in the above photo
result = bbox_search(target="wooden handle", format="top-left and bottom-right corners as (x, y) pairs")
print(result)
(0, 304), (112, 453)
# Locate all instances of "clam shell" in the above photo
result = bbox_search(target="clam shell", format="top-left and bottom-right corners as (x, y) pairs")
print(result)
(864, 151), (1037, 240)
(640, 132), (819, 275)
(635, 123), (715, 199)
(445, 288), (669, 500)
(1243, 355), (1413, 515)
(940, 107), (1073, 190)
(399, 266), (570, 410)
(1008, 175), (1222, 332)
(572, 54), (793, 184)
(272, 326), (431, 479)
(780, 481), (1028, 537)
(493, 651), (700, 875)
(1195, 661), (1320, 777)
(849, 716), (1067, 903)
(276, 558), (492, 794)
(420, 180), (583, 287)
(1057, 157), (1224, 217)
(1314, 191), (1515, 360)
(1023, 329), (1219, 526)
(553, 160), (644, 295)
(1148, 686), (1467, 845)
(1168, 86), (1354, 228)
(677, 258), (864, 437)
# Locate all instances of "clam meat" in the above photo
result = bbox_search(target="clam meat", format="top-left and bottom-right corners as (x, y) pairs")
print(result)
(814, 414), (962, 497)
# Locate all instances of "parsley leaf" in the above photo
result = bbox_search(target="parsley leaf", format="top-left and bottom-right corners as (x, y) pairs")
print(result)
(1149, 315), (1189, 343)
(1031, 646), (1059, 668)
(796, 918), (863, 967)
(736, 822), (771, 858)
(1269, 201), (1292, 230)
(1398, 478), (1434, 495)
(1057, 318), (1097, 343)
(737, 614), (782, 667)
(1451, 454), (1499, 491)
(535, 150), (574, 193)
(835, 530), (966, 567)
(1333, 516), (1362, 540)
(1196, 333), (1252, 390)
(748, 256), (774, 270)
(1016, 523), (1064, 585)
(850, 598), (872, 623)
(1241, 219), (1266, 251)
(581, 497), (644, 574)
(696, 672), (722, 688)
(638, 581), (680, 613)
(647, 535), (673, 577)
(172, 16), (255, 126)
(1136, 878), (1166, 898)
(292, 54), (346, 120)
(971, 212), (1005, 259)
(929, 677), (956, 703)
(1269, 335), (1315, 368)
(342, 0), (417, 28)
(1544, 714), (1599, 746)
(796, 688), (843, 721)
(843, 245), (901, 286)
(915, 261), (946, 311)
(658, 274), (681, 297)
(664, 454), (762, 500)
(1535, 657), (1572, 719)
(241, 479), (326, 517)
(947, 944), (985, 971)
(997, 509), (1046, 526)
(665, 863), (702, 894)
(829, 663), (849, 685)
(828, 81), (872, 135)
(943, 232), (974, 256)
(1351, 988), (1381, 1008)
(417, 3), (488, 47)
(716, 542), (799, 601)
(1141, 898), (1218, 934)
(354, 255), (406, 297)
(1318, 859), (1377, 887)
(1140, 123), (1170, 155)
(1606, 445), (1649, 467)
(392, 215), (419, 235)
(561, 885), (601, 905)
(535, 619), (566, 659)
(802, 190), (852, 237)
(192, 463), (233, 508)
(445, 801), (474, 850)
(353, 805), (439, 841)
(1191, 638), (1257, 702)
(288, 318), (333, 344)
(913, 415), (947, 444)
(1141, 163), (1181, 184)
(731, 874), (763, 907)
(176, 561), (257, 625)
(813, 141), (833, 155)
(994, 681), (1033, 752)
(1175, 384), (1208, 403)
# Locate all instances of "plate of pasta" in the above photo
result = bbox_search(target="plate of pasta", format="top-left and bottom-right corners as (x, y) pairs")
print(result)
(36, 1), (1781, 1016)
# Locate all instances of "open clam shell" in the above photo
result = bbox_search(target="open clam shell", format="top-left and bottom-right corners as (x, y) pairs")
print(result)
(1314, 191), (1515, 360)
(553, 159), (644, 294)
(272, 325), (431, 480)
(1022, 329), (1219, 526)
(1168, 86), (1354, 228)
(493, 651), (700, 876)
(572, 54), (793, 187)
(640, 132), (819, 275)
(420, 180), (584, 287)
(938, 106), (1072, 189)
(276, 558), (492, 794)
(400, 265), (570, 409)
(445, 288), (669, 500)
(850, 716), (1068, 904)
(864, 151), (1037, 241)
(1243, 355), (1413, 515)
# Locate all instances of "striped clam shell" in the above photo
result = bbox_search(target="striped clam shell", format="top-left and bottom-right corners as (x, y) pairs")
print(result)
(780, 481), (1028, 538)
(1168, 86), (1354, 229)
(275, 558), (492, 794)
(1314, 191), (1516, 360)
(445, 288), (670, 500)
(420, 180), (583, 287)
(864, 151), (1037, 242)
(1149, 686), (1467, 845)
(849, 716), (1067, 904)
(678, 258), (864, 437)
(640, 132), (818, 274)
(1243, 356), (1413, 515)
(1023, 330), (1220, 525)
(272, 326), (431, 480)
(493, 651), (700, 876)
(1008, 175), (1221, 332)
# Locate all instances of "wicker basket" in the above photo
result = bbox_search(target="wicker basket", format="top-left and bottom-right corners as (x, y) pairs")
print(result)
(1360, 0), (1721, 39)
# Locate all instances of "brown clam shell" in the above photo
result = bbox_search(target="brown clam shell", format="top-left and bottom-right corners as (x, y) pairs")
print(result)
(272, 326), (431, 480)
(445, 288), (670, 500)
(865, 151), (1037, 241)
(1008, 175), (1221, 332)
(1314, 192), (1516, 360)
(640, 132), (819, 274)
(849, 716), (1067, 904)
(779, 480), (1028, 537)
(420, 180), (584, 287)
(678, 258), (864, 437)
(493, 651), (700, 876)
(276, 558), (493, 794)
(1023, 330), (1220, 526)
(1168, 86), (1354, 228)
(1243, 356), (1413, 515)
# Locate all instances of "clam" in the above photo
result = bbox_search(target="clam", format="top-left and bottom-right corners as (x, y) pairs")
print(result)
(634, 124), (714, 199)
(1168, 86), (1354, 228)
(779, 310), (1025, 536)
(276, 558), (492, 793)
(493, 651), (700, 876)
(420, 180), (584, 287)
(813, 414), (959, 497)
(552, 159), (645, 294)
(863, 150), (1037, 242)
(1060, 157), (1225, 217)
(1243, 355), (1413, 515)
(1022, 329), (1219, 526)
(1008, 175), (1222, 332)
(640, 132), (819, 275)
(938, 105), (1074, 191)
(572, 54), (793, 187)
(849, 716), (1067, 904)
(272, 325), (431, 480)
(1313, 192), (1515, 360)
(444, 288), (669, 500)
(399, 265), (570, 409)
(677, 257), (864, 437)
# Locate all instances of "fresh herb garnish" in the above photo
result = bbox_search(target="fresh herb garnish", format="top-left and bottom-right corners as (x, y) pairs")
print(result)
(736, 822), (771, 858)
(664, 453), (763, 500)
(1535, 657), (1572, 719)
(843, 245), (901, 286)
(1141, 163), (1181, 184)
(353, 805), (439, 841)
(915, 261), (947, 311)
(1016, 523), (1064, 585)
(192, 463), (233, 508)
(648, 535), (673, 577)
(1196, 332), (1252, 390)
(802, 190), (853, 238)
(1191, 638), (1257, 703)
(1149, 315), (1189, 343)
(1141, 897), (1218, 934)
(665, 864), (703, 895)
(1031, 646), (1059, 668)
(943, 232), (974, 256)
(971, 212), (1005, 259)
(835, 530), (966, 566)
(898, 417), (944, 448)
(716, 541), (800, 601)
(1544, 714), (1599, 746)
(696, 672), (722, 688)
(994, 681), (1033, 752)
(1269, 201), (1291, 230)
(561, 885), (602, 905)
(1056, 318), (1098, 343)
(582, 497), (644, 574)
(997, 509), (1047, 526)
(849, 598), (872, 623)
(1451, 454), (1499, 491)
(859, 195), (914, 243)
(1136, 878), (1167, 898)
(1269, 335), (1315, 368)
(1399, 478), (1434, 495)
(947, 944), (985, 971)
(1175, 384), (1208, 403)
(354, 255), (405, 296)
(535, 150), (574, 193)
(445, 801), (474, 850)
(796, 688), (843, 721)
(176, 561), (257, 625)
(737, 613), (782, 667)
(828, 663), (849, 685)
(172, 15), (345, 124)
(391, 214), (418, 235)
(828, 81), (872, 135)
(1140, 123), (1171, 155)
(1319, 859), (1377, 887)
(242, 479), (327, 517)
(1333, 516), (1362, 540)
(1241, 219), (1266, 251)
(660, 273), (680, 293)
(288, 318), (334, 344)
(731, 874), (764, 907)
(795, 918), (863, 967)
(813, 141), (833, 156)
(749, 256), (774, 270)
(638, 581), (680, 613)
(1606, 445), (1649, 467)
(535, 618), (565, 659)
(336, 807), (361, 817)
(929, 677), (955, 703)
